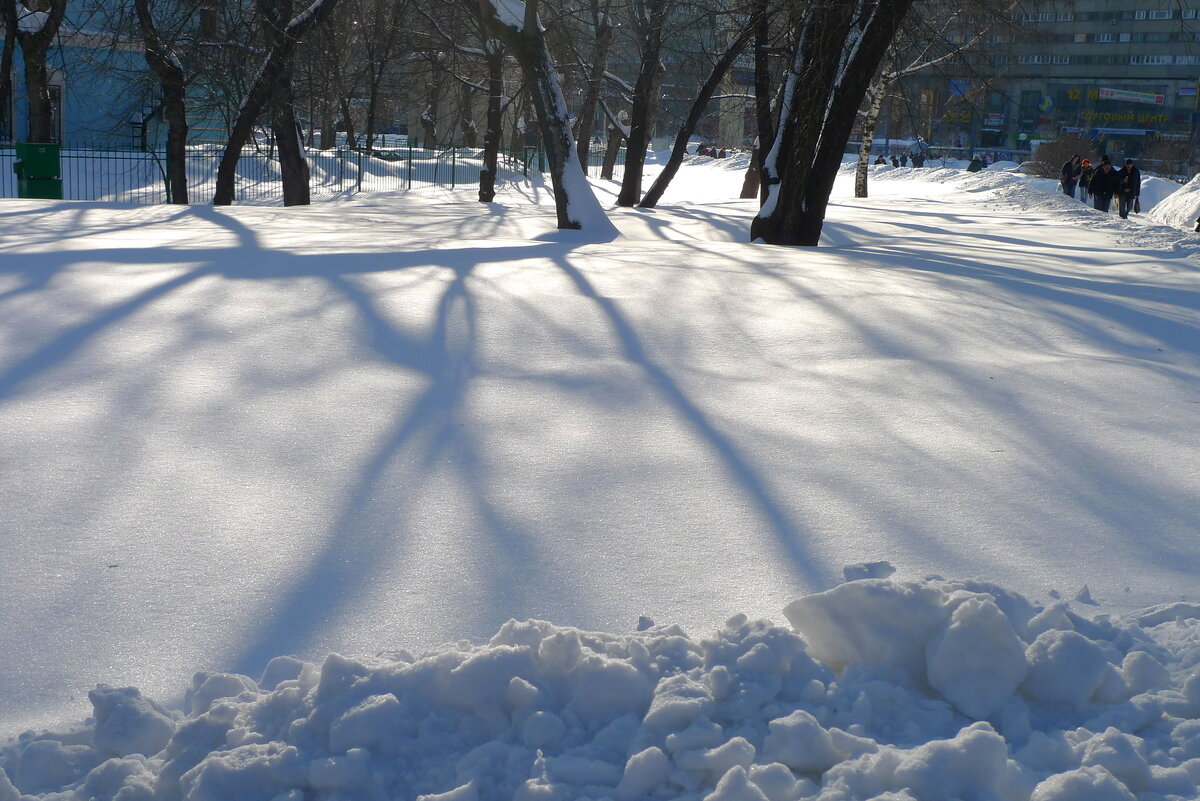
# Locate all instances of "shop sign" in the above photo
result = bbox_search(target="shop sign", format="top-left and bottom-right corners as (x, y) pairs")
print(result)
(1098, 87), (1165, 105)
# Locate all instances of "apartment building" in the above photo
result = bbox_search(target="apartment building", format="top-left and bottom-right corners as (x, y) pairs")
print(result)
(911, 0), (1200, 161)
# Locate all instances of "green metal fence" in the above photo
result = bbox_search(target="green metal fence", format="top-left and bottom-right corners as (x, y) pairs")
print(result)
(0, 142), (625, 205)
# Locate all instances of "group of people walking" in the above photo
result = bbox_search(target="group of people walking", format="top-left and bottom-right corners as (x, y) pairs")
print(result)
(1061, 154), (1141, 218)
(874, 152), (927, 168)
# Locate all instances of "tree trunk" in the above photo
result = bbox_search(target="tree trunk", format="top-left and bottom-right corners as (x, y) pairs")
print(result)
(478, 41), (504, 202)
(421, 76), (440, 148)
(740, 145), (760, 198)
(134, 0), (189, 203)
(615, 0), (669, 207)
(0, 0), (17, 141)
(273, 76), (310, 206)
(459, 80), (478, 148)
(854, 74), (891, 198)
(339, 96), (358, 149)
(16, 0), (66, 142)
(575, 4), (613, 168)
(601, 123), (623, 180)
(639, 24), (753, 208)
(752, 0), (774, 203)
(213, 0), (342, 205)
(750, 0), (914, 246)
(478, 0), (614, 233)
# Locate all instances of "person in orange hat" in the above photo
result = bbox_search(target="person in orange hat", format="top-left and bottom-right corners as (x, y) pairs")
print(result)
(1078, 159), (1094, 204)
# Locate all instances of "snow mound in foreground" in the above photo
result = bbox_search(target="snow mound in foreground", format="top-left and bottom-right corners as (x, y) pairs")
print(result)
(4, 578), (1200, 801)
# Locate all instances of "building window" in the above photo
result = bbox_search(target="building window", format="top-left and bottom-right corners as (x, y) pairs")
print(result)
(1134, 9), (1146, 18)
(1095, 33), (1114, 42)
(1053, 54), (1070, 63)
(1184, 9), (1197, 18)
(1148, 9), (1172, 19)
(1119, 32), (1131, 42)
(47, 84), (62, 143)
(1057, 11), (1073, 20)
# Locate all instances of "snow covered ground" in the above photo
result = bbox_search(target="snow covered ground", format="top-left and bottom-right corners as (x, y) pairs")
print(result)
(1, 157), (1198, 800)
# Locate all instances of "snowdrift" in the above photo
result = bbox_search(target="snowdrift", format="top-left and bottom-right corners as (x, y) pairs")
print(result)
(1148, 172), (1200, 232)
(4, 576), (1199, 801)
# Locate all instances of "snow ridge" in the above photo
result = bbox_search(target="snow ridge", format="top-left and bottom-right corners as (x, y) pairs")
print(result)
(4, 577), (1200, 801)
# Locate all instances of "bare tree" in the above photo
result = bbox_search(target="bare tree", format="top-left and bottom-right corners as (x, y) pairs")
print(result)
(751, 0), (916, 246)
(615, 0), (671, 206)
(133, 0), (189, 202)
(213, 0), (343, 205)
(15, 0), (67, 142)
(638, 8), (756, 208)
(476, 0), (614, 233)
(853, 0), (1015, 198)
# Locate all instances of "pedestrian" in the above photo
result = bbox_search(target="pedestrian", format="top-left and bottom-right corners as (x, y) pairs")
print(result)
(900, 153), (908, 167)
(1088, 159), (1120, 212)
(1078, 159), (1093, 204)
(890, 155), (899, 167)
(1060, 154), (1082, 198)
(874, 154), (886, 165)
(913, 152), (925, 168)
(1116, 158), (1141, 218)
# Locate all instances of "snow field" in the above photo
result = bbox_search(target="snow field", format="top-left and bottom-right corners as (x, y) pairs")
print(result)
(2, 156), (1199, 799)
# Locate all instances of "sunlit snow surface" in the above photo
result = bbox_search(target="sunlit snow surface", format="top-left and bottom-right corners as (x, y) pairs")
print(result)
(1, 158), (1198, 800)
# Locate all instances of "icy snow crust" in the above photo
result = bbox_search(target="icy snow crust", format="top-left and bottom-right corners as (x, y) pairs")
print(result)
(2, 157), (1200, 799)
(5, 578), (1200, 801)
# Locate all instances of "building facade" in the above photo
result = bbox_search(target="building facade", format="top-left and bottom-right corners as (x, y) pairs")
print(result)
(906, 0), (1200, 163)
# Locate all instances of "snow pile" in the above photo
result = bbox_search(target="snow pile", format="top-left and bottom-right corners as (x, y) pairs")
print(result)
(1147, 172), (1200, 231)
(5, 577), (1200, 801)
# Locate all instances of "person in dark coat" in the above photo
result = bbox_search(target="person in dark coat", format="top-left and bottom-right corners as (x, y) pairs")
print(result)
(966, 156), (983, 172)
(1116, 158), (1141, 218)
(899, 153), (908, 166)
(890, 155), (899, 167)
(874, 154), (887, 165)
(1060, 155), (1082, 198)
(1078, 159), (1094, 204)
(1088, 160), (1120, 212)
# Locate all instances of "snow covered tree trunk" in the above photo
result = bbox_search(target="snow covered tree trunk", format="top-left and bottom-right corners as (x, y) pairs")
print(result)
(134, 0), (189, 203)
(616, 0), (669, 207)
(15, 0), (66, 143)
(477, 0), (615, 234)
(478, 41), (504, 203)
(213, 0), (342, 206)
(574, 4), (613, 168)
(751, 0), (914, 246)
(854, 73), (891, 199)
(638, 23), (755, 209)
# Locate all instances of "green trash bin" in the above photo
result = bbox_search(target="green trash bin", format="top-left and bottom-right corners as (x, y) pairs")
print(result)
(14, 142), (63, 199)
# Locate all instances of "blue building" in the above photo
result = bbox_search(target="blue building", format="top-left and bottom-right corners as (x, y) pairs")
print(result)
(7, 0), (226, 148)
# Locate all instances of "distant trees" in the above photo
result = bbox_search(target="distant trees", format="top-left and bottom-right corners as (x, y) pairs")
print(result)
(0, 0), (949, 234)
